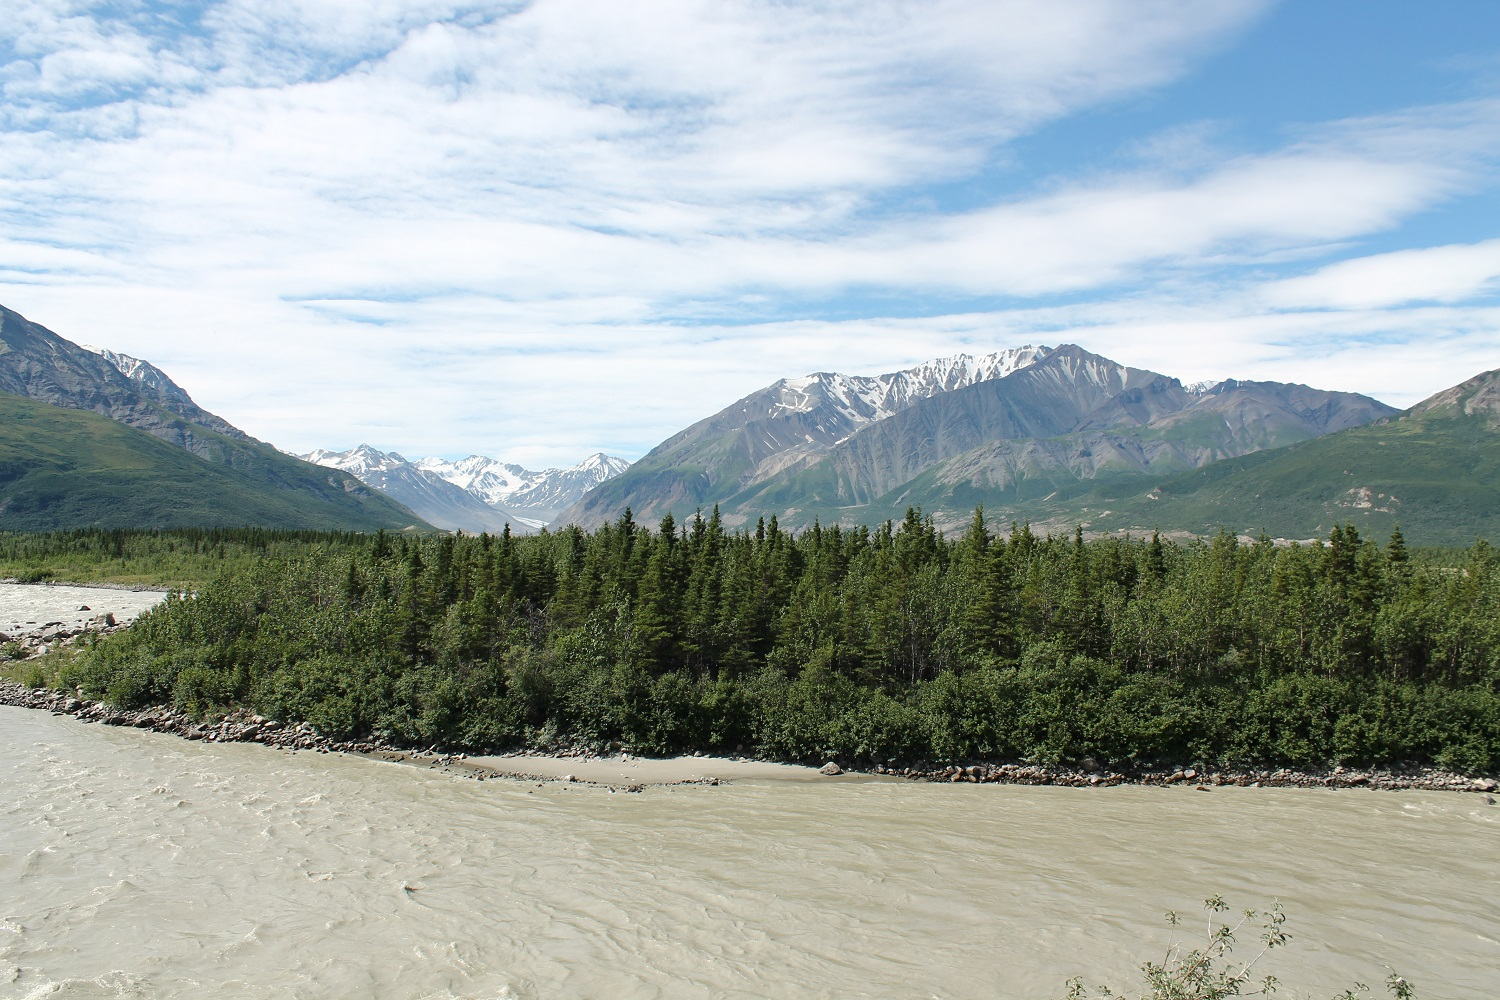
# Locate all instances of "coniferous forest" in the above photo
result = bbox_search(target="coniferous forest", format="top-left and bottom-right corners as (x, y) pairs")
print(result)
(6, 511), (1498, 772)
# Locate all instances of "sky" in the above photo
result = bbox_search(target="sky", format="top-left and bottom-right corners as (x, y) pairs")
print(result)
(3, 0), (1499, 468)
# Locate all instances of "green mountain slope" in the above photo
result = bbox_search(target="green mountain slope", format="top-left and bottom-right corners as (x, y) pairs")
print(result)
(1053, 368), (1500, 546)
(0, 393), (427, 531)
(0, 302), (430, 532)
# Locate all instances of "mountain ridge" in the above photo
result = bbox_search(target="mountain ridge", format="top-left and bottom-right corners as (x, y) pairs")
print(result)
(0, 302), (429, 532)
(1032, 367), (1500, 545)
(558, 343), (1399, 531)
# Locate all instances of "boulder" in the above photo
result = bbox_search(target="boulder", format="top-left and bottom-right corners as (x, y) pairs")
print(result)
(818, 761), (843, 776)
(1472, 777), (1498, 792)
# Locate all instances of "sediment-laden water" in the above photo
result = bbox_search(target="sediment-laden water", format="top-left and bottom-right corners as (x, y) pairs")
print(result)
(2, 706), (1496, 999)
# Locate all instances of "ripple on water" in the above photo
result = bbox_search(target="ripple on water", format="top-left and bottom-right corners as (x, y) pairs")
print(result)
(2, 707), (1498, 999)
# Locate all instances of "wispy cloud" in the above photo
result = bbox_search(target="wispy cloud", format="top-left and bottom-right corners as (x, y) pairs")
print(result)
(1264, 237), (1500, 310)
(0, 1), (1496, 463)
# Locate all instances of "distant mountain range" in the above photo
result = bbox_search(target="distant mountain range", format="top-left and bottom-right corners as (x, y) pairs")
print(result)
(0, 303), (427, 532)
(559, 344), (1407, 535)
(3, 299), (1491, 544)
(299, 446), (629, 533)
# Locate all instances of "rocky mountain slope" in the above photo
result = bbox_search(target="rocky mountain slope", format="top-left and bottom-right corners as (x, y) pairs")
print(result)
(83, 345), (197, 407)
(300, 445), (527, 533)
(558, 344), (1397, 531)
(558, 347), (1051, 528)
(0, 302), (428, 532)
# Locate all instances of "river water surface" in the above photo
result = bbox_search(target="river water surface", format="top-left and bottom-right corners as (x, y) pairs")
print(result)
(2, 706), (1497, 999)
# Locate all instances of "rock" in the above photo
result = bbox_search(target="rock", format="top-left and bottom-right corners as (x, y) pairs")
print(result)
(1183, 768), (1198, 780)
(90, 613), (116, 628)
(1484, 795), (1496, 805)
(819, 761), (843, 776)
(563, 774), (577, 783)
(1472, 777), (1498, 792)
(77, 605), (90, 612)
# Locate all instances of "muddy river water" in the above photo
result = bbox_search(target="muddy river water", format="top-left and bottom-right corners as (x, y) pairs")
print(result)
(2, 703), (1497, 999)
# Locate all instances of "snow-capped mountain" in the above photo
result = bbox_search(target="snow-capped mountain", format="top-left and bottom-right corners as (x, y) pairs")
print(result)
(300, 445), (531, 533)
(556, 347), (1056, 528)
(556, 344), (1399, 531)
(414, 455), (534, 507)
(83, 345), (197, 406)
(769, 346), (1051, 436)
(300, 447), (630, 530)
(418, 452), (631, 523)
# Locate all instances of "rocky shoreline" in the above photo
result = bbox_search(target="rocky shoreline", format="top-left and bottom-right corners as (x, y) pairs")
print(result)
(2, 679), (1495, 797)
(0, 577), (175, 593)
(0, 681), (698, 791)
(860, 758), (1498, 795)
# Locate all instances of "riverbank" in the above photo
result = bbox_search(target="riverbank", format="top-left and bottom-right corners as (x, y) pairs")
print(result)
(4, 679), (1495, 796)
(0, 580), (170, 641)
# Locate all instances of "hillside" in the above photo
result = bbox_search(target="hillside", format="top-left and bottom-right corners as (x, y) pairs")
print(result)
(0, 394), (426, 531)
(0, 302), (429, 532)
(1051, 369), (1500, 545)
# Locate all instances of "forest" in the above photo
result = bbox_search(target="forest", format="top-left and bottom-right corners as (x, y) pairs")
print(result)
(4, 511), (1498, 772)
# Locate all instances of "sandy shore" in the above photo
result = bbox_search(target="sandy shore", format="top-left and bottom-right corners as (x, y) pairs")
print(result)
(463, 751), (885, 785)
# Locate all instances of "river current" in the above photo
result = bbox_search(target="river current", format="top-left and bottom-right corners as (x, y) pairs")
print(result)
(2, 706), (1496, 999)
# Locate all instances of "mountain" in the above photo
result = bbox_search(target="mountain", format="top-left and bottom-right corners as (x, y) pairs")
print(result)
(0, 394), (425, 531)
(83, 345), (196, 406)
(299, 445), (525, 533)
(417, 452), (631, 524)
(558, 347), (1050, 528)
(1046, 368), (1500, 546)
(558, 345), (1397, 531)
(0, 303), (428, 532)
(0, 304), (250, 458)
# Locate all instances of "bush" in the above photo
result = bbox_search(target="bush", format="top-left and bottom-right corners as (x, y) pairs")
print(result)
(1063, 896), (1415, 1000)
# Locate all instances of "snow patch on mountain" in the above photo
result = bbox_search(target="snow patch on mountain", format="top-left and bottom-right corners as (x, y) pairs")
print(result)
(302, 446), (631, 528)
(770, 346), (1052, 439)
(418, 452), (631, 522)
(83, 345), (195, 405)
(299, 444), (540, 533)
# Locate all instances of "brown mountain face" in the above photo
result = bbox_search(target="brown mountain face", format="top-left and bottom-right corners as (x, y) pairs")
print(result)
(560, 344), (1400, 531)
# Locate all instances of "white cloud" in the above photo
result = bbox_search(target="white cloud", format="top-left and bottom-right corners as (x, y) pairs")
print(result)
(1264, 238), (1500, 309)
(1, 0), (1497, 466)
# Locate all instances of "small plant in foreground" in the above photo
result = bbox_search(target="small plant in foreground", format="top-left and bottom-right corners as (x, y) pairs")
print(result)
(1063, 896), (1414, 1000)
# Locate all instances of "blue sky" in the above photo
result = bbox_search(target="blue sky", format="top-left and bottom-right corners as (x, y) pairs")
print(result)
(2, 0), (1498, 466)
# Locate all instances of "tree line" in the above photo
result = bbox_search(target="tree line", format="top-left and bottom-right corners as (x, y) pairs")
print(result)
(13, 512), (1499, 771)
